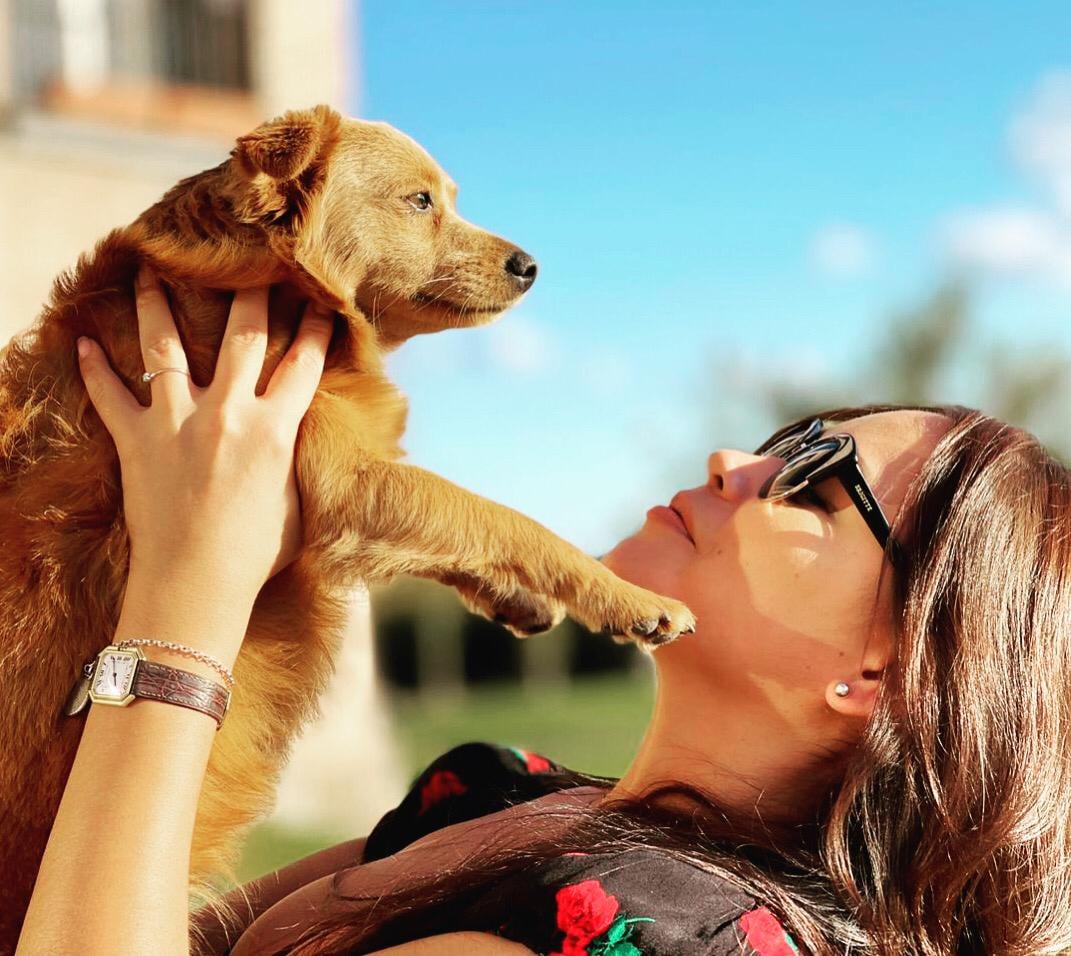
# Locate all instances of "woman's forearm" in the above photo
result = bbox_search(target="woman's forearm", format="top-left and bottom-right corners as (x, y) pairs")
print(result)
(17, 572), (254, 955)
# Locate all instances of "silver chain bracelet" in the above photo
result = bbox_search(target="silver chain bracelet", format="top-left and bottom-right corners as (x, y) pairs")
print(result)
(116, 638), (236, 688)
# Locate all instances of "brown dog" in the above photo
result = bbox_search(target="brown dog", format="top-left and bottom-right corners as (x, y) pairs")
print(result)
(0, 104), (695, 950)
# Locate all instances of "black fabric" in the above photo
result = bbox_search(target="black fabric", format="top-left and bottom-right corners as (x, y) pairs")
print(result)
(362, 740), (599, 863)
(361, 741), (803, 955)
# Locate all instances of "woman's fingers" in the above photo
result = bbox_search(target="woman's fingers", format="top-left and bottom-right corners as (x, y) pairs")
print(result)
(134, 265), (193, 409)
(86, 276), (329, 448)
(76, 336), (143, 448)
(212, 286), (271, 397)
(263, 301), (333, 426)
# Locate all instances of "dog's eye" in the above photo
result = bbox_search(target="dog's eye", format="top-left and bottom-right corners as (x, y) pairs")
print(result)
(407, 192), (433, 211)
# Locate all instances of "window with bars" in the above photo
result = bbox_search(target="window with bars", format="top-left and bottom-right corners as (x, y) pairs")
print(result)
(156, 0), (250, 91)
(8, 0), (254, 137)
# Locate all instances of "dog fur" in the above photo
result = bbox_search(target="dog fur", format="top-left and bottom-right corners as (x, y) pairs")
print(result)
(0, 105), (695, 951)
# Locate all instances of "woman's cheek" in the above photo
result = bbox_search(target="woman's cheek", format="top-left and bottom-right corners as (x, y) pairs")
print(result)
(720, 509), (820, 612)
(688, 524), (836, 662)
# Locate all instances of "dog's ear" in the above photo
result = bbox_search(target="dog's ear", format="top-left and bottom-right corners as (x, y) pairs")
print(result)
(231, 105), (341, 219)
(234, 105), (337, 180)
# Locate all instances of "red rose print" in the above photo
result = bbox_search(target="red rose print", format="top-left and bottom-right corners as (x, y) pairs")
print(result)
(418, 769), (467, 815)
(552, 879), (620, 953)
(509, 746), (553, 773)
(738, 906), (801, 955)
(523, 749), (552, 773)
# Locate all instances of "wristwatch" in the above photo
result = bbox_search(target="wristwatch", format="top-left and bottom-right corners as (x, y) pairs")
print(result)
(64, 644), (231, 730)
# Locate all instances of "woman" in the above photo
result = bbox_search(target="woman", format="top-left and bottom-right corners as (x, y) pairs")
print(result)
(16, 269), (1071, 955)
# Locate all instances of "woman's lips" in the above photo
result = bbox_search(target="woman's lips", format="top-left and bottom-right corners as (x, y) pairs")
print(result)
(646, 505), (694, 544)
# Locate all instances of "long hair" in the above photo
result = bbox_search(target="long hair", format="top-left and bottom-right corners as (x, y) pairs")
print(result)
(234, 402), (1071, 955)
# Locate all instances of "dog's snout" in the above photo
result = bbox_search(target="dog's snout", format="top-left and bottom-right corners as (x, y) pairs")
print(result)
(504, 249), (538, 291)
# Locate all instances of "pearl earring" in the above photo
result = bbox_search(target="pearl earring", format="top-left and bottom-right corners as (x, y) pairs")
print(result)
(834, 682), (851, 697)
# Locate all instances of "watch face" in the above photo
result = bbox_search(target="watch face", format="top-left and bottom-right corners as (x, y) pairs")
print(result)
(90, 651), (139, 702)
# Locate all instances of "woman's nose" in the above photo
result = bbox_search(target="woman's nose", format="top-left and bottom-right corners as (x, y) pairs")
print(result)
(706, 449), (771, 501)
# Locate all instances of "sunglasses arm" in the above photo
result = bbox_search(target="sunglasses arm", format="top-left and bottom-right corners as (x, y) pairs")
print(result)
(835, 470), (901, 564)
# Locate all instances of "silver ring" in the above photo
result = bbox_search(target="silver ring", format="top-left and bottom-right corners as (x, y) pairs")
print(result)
(142, 368), (191, 383)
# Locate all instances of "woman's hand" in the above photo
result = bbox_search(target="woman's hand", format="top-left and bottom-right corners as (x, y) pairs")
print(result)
(76, 266), (332, 606)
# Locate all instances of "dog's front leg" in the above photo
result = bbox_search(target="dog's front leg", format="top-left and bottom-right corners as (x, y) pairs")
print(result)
(432, 571), (567, 638)
(304, 458), (695, 646)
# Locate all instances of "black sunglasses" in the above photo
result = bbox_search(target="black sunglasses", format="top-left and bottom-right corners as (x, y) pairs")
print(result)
(754, 418), (902, 566)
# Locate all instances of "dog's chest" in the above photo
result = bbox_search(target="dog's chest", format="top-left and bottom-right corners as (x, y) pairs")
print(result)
(316, 365), (410, 461)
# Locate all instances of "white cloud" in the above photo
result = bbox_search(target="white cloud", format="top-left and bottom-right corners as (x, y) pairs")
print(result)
(941, 69), (1071, 291)
(942, 205), (1071, 286)
(1010, 69), (1071, 217)
(809, 223), (875, 277)
(482, 312), (555, 375)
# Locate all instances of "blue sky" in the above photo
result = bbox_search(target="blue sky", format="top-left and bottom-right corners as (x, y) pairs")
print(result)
(350, 2), (1071, 554)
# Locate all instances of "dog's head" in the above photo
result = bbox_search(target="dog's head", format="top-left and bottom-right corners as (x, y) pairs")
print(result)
(228, 105), (537, 345)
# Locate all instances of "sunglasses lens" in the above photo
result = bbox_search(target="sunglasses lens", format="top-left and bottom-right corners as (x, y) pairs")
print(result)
(761, 440), (840, 499)
(755, 418), (823, 458)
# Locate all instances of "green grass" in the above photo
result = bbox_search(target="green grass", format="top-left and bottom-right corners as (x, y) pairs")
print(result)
(232, 822), (346, 886)
(233, 671), (654, 884)
(389, 670), (655, 780)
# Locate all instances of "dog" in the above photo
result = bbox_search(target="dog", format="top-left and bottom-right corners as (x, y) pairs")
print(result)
(0, 104), (695, 950)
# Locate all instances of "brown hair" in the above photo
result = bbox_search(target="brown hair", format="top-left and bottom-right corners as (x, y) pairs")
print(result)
(245, 402), (1071, 955)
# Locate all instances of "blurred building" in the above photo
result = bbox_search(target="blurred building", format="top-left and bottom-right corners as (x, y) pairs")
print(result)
(0, 0), (351, 341)
(0, 0), (408, 840)
(373, 576), (639, 695)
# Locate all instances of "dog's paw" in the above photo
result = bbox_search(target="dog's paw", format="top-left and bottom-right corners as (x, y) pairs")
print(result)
(574, 578), (696, 649)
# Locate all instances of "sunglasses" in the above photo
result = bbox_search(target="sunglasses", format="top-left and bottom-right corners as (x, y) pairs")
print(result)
(753, 418), (902, 566)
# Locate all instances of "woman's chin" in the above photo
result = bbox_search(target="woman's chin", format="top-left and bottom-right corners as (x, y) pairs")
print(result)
(599, 543), (626, 578)
(600, 532), (666, 593)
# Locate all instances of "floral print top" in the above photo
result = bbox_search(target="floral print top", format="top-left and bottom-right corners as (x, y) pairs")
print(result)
(362, 741), (803, 955)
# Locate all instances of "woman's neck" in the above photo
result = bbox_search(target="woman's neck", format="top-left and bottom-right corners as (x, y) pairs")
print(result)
(605, 661), (848, 828)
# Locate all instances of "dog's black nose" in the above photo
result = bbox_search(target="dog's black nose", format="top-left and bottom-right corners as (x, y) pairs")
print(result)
(505, 249), (538, 291)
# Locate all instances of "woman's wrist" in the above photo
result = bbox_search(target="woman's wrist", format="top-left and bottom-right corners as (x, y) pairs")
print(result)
(117, 566), (257, 676)
(127, 556), (263, 608)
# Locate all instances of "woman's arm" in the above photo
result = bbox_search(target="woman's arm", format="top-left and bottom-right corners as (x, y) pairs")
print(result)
(17, 577), (252, 955)
(190, 836), (367, 953)
(16, 270), (333, 954)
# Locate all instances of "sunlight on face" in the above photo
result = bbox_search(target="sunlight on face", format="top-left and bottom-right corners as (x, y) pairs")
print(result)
(601, 410), (952, 712)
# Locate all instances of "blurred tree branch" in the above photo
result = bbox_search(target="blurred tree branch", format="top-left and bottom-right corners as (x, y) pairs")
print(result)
(751, 281), (1070, 463)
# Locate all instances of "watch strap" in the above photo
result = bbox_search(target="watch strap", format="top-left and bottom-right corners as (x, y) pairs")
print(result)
(131, 659), (230, 730)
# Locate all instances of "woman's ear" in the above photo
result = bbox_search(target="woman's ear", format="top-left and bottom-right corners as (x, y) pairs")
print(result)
(826, 674), (883, 720)
(826, 631), (891, 720)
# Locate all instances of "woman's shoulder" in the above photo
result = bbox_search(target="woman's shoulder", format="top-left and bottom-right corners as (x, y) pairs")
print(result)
(362, 740), (603, 863)
(363, 742), (803, 955)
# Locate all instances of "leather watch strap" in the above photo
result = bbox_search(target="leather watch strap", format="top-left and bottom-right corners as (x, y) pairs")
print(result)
(132, 659), (230, 729)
